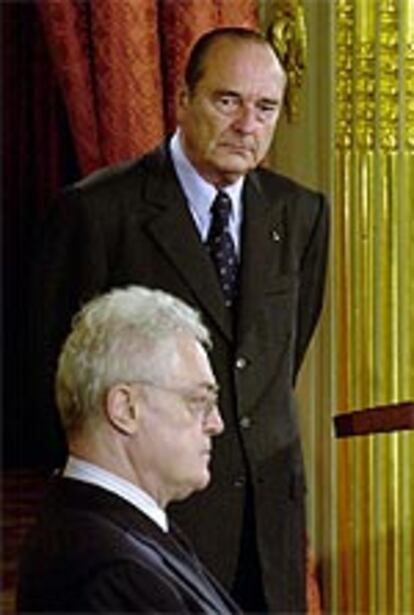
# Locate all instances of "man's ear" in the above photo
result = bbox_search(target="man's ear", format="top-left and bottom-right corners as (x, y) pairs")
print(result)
(105, 384), (140, 435)
(177, 87), (190, 117)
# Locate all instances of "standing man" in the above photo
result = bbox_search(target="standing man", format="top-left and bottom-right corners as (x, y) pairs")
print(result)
(33, 27), (329, 613)
(19, 285), (241, 613)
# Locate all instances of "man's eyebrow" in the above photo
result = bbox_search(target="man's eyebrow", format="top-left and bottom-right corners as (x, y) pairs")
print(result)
(212, 89), (241, 98)
(212, 90), (280, 105)
(257, 96), (280, 105)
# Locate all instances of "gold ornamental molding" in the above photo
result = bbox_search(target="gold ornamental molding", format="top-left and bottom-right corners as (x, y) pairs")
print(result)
(336, 0), (353, 149)
(404, 0), (414, 151)
(336, 0), (414, 153)
(266, 0), (307, 123)
(378, 1), (399, 151)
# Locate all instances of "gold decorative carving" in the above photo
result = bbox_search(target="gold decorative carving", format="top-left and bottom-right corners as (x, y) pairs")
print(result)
(266, 0), (307, 123)
(354, 38), (375, 150)
(404, 4), (414, 152)
(407, 41), (414, 150)
(336, 0), (407, 153)
(378, 1), (399, 151)
(336, 0), (354, 149)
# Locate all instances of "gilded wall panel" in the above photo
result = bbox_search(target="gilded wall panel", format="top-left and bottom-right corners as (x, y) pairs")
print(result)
(260, 0), (413, 612)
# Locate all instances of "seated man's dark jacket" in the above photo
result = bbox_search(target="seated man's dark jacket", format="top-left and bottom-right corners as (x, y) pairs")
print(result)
(17, 477), (241, 613)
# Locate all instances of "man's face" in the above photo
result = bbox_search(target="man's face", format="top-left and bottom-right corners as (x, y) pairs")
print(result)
(133, 335), (224, 508)
(178, 38), (286, 187)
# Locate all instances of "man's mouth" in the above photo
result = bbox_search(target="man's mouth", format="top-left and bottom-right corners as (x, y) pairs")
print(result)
(220, 141), (254, 154)
(227, 144), (251, 153)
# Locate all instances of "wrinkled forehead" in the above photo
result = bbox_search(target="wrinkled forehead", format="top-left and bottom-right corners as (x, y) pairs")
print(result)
(202, 38), (285, 79)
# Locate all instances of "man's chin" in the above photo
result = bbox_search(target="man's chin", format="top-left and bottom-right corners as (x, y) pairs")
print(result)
(213, 159), (254, 183)
(174, 473), (211, 502)
(194, 471), (211, 493)
(220, 152), (254, 170)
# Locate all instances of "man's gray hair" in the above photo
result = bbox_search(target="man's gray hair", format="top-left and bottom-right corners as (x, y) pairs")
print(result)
(56, 286), (210, 433)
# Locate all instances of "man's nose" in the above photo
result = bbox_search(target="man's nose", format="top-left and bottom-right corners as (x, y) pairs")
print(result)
(206, 406), (225, 436)
(232, 104), (258, 133)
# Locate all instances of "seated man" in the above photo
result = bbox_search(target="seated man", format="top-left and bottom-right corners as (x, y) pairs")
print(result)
(17, 285), (241, 613)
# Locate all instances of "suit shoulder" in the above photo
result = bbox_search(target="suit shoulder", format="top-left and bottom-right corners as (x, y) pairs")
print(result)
(254, 166), (328, 206)
(17, 502), (187, 612)
(25, 505), (136, 562)
(75, 158), (143, 190)
(63, 143), (166, 201)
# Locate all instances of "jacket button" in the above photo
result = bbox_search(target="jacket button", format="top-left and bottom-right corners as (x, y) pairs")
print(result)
(233, 476), (246, 488)
(235, 356), (247, 370)
(271, 229), (281, 242)
(239, 416), (251, 429)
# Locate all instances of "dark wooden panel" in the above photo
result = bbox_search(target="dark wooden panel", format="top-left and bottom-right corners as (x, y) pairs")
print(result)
(334, 401), (414, 437)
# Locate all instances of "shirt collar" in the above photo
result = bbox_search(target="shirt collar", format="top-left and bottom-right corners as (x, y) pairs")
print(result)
(63, 455), (169, 532)
(170, 130), (244, 231)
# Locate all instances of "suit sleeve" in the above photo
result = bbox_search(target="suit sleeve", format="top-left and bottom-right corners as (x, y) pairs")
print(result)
(294, 192), (330, 381)
(30, 188), (109, 465)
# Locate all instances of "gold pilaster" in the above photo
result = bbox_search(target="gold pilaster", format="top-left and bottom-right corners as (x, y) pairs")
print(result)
(260, 1), (414, 612)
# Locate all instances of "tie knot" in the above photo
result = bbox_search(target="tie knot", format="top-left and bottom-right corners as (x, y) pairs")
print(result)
(211, 191), (232, 224)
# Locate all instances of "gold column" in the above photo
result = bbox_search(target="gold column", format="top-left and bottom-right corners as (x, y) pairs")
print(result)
(335, 1), (414, 612)
(261, 0), (414, 612)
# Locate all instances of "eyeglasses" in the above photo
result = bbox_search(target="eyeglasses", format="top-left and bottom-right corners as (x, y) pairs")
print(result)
(130, 380), (220, 423)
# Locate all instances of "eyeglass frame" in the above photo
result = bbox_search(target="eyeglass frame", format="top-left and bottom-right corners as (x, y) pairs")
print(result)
(128, 379), (220, 423)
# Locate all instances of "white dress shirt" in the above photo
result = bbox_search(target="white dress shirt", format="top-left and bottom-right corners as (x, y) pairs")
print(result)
(63, 455), (169, 532)
(170, 130), (244, 256)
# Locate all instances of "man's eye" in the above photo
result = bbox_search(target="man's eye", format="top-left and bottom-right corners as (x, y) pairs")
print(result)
(188, 397), (217, 418)
(257, 103), (278, 115)
(214, 96), (239, 114)
(188, 398), (207, 413)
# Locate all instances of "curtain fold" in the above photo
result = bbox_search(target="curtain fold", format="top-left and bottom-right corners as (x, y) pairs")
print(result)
(37, 0), (165, 174)
(88, 0), (164, 164)
(36, 1), (103, 174)
(2, 1), (78, 469)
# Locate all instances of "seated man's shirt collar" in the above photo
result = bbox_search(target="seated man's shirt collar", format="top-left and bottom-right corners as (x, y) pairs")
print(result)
(63, 455), (169, 532)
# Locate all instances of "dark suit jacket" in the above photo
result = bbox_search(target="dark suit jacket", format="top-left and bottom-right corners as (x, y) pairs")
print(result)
(31, 138), (329, 612)
(17, 477), (241, 613)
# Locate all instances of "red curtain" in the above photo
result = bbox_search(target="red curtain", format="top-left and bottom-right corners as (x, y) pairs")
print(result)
(36, 0), (258, 175)
(2, 1), (79, 471)
(36, 0), (164, 174)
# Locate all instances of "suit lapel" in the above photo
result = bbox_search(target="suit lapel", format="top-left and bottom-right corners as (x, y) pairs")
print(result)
(138, 145), (288, 346)
(236, 172), (286, 342)
(141, 144), (233, 342)
(55, 480), (233, 614)
(127, 524), (232, 613)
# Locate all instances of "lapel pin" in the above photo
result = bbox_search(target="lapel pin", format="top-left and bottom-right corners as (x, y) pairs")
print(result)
(271, 229), (281, 242)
